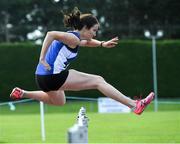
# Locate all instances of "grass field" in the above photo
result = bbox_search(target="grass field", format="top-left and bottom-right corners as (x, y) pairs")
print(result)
(0, 100), (180, 143)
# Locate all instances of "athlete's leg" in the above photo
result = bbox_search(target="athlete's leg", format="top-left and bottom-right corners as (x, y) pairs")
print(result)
(24, 90), (66, 105)
(61, 69), (136, 108)
(11, 88), (66, 106)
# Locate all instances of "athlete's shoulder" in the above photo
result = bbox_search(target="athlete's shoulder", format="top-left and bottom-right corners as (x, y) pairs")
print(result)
(63, 31), (80, 48)
(67, 31), (80, 40)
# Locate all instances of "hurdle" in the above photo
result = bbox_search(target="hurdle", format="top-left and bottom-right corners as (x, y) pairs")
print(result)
(67, 107), (89, 143)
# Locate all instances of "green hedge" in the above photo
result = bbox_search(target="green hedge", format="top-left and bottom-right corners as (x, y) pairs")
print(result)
(0, 40), (180, 101)
(0, 43), (40, 102)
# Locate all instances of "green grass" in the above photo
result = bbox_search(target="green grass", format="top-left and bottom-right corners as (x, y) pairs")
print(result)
(0, 101), (180, 143)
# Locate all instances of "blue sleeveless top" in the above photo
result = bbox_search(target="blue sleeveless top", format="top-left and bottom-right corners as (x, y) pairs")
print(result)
(35, 31), (80, 75)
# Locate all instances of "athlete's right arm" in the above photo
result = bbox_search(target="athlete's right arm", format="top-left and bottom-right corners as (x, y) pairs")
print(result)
(39, 31), (80, 70)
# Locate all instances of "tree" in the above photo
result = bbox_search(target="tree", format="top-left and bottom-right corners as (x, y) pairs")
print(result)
(0, 0), (180, 42)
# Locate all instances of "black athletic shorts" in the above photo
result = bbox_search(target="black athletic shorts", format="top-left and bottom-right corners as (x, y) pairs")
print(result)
(35, 70), (69, 92)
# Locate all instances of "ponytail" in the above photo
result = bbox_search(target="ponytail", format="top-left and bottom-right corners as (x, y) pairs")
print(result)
(62, 7), (99, 30)
(62, 7), (82, 30)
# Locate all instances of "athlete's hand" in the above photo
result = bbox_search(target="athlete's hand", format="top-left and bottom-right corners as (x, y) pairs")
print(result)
(40, 59), (51, 71)
(102, 37), (119, 48)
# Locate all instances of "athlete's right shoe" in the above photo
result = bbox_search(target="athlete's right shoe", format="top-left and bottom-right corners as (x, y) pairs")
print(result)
(10, 87), (24, 100)
(133, 92), (155, 115)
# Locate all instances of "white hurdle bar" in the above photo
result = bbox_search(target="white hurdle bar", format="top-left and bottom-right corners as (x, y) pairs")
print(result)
(67, 107), (89, 144)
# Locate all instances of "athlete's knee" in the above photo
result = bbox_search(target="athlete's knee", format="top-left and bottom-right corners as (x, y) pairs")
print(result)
(94, 75), (106, 88)
(53, 99), (66, 106)
(47, 91), (66, 106)
(51, 98), (66, 106)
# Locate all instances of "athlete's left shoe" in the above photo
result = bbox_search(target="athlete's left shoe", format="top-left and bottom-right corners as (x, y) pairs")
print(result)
(10, 87), (24, 100)
(133, 92), (155, 115)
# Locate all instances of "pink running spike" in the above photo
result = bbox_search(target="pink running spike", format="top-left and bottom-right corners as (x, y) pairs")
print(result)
(10, 87), (24, 100)
(134, 92), (155, 115)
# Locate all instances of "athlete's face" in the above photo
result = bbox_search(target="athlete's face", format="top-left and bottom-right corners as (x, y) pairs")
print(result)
(83, 24), (99, 40)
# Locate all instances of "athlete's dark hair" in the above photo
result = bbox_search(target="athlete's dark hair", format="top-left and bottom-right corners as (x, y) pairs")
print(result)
(63, 7), (99, 30)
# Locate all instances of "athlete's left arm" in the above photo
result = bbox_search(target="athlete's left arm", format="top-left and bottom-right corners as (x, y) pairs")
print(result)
(80, 37), (119, 48)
